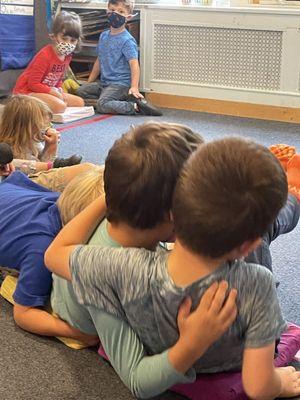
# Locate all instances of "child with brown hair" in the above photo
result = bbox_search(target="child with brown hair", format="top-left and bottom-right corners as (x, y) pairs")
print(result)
(76, 0), (162, 116)
(13, 11), (84, 114)
(47, 137), (300, 400)
(0, 95), (85, 191)
(1, 122), (237, 398)
(44, 122), (237, 397)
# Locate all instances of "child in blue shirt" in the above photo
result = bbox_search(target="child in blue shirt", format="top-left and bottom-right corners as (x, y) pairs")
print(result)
(76, 0), (162, 116)
(0, 170), (99, 344)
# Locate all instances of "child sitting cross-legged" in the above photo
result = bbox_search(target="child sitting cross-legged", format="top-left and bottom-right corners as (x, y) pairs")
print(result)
(76, 0), (162, 116)
(0, 95), (88, 191)
(46, 137), (300, 400)
(13, 11), (84, 114)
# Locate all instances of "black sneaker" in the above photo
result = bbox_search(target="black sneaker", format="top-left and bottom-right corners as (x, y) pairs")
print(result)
(53, 154), (82, 168)
(136, 98), (163, 116)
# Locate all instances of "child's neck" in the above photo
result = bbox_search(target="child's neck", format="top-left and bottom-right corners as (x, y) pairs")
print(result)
(110, 25), (126, 35)
(107, 221), (159, 250)
(167, 240), (224, 287)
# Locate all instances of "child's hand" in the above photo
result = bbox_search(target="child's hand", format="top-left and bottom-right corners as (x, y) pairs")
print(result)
(50, 87), (64, 100)
(44, 128), (60, 146)
(277, 366), (300, 398)
(0, 162), (15, 177)
(177, 281), (237, 361)
(129, 87), (144, 99)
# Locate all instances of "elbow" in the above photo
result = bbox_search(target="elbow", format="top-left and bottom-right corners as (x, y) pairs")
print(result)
(129, 377), (160, 399)
(13, 305), (28, 332)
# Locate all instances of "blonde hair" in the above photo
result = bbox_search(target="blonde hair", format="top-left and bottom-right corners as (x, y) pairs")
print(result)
(0, 95), (52, 159)
(57, 166), (105, 225)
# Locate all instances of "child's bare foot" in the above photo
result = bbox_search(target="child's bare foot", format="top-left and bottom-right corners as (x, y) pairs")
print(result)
(287, 154), (300, 201)
(269, 144), (296, 171)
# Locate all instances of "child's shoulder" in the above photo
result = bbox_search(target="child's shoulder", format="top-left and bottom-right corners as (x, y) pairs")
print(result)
(228, 259), (274, 293)
(35, 44), (54, 59)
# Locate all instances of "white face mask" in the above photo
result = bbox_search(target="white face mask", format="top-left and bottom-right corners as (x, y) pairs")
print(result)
(56, 41), (76, 56)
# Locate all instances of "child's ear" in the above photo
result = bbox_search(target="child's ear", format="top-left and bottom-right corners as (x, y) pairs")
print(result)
(126, 14), (133, 21)
(229, 238), (262, 260)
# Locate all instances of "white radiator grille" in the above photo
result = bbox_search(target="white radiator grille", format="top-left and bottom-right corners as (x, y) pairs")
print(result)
(153, 24), (282, 91)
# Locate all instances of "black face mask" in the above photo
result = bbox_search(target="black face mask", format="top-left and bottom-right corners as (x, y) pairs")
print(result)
(107, 12), (126, 28)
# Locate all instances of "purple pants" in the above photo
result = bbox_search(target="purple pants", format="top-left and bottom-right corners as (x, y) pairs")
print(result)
(98, 323), (300, 400)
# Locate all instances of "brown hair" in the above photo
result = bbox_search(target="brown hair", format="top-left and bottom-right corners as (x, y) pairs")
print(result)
(108, 0), (134, 14)
(51, 11), (82, 51)
(57, 166), (104, 225)
(173, 137), (287, 258)
(104, 122), (204, 229)
(0, 95), (52, 159)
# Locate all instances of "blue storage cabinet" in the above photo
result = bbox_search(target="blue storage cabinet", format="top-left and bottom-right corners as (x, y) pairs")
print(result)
(0, 1), (35, 70)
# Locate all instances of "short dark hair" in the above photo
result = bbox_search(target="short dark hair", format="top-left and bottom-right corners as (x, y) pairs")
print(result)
(108, 0), (134, 13)
(104, 122), (204, 229)
(173, 137), (288, 258)
(51, 11), (82, 51)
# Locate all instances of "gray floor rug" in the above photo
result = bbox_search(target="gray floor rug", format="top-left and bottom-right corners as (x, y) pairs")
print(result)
(0, 109), (299, 400)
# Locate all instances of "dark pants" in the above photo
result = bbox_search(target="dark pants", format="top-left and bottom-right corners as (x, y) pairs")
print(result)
(76, 81), (136, 115)
(246, 194), (300, 272)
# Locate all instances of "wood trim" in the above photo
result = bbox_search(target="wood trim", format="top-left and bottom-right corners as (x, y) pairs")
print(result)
(146, 93), (300, 123)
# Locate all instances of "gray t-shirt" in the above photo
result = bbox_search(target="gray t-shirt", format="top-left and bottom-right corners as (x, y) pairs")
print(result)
(71, 246), (287, 373)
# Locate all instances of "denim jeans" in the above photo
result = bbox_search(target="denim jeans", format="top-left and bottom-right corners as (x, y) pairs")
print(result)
(246, 194), (300, 272)
(76, 81), (136, 115)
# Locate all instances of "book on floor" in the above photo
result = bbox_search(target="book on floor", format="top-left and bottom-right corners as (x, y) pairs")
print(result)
(52, 106), (95, 123)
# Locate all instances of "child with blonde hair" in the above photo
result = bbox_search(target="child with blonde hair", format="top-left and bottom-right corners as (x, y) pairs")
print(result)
(57, 165), (104, 225)
(0, 95), (85, 191)
(13, 11), (84, 114)
(0, 166), (104, 341)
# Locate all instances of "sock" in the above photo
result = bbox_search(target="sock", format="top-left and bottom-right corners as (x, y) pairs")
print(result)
(269, 144), (296, 171)
(286, 154), (300, 201)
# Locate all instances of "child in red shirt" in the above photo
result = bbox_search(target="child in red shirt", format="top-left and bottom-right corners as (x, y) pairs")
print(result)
(13, 12), (84, 114)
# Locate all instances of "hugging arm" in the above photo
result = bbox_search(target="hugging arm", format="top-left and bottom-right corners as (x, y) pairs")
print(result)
(45, 196), (107, 280)
(241, 271), (300, 400)
(88, 282), (237, 399)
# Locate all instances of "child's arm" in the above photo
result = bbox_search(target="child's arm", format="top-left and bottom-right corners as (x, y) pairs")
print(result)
(26, 52), (56, 94)
(242, 343), (300, 399)
(241, 268), (300, 399)
(89, 283), (237, 398)
(13, 303), (98, 345)
(128, 59), (143, 99)
(88, 59), (100, 83)
(45, 196), (106, 279)
(40, 128), (59, 161)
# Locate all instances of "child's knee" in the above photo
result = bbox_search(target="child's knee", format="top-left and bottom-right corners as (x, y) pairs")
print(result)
(52, 101), (67, 114)
(96, 98), (111, 114)
(76, 96), (85, 107)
